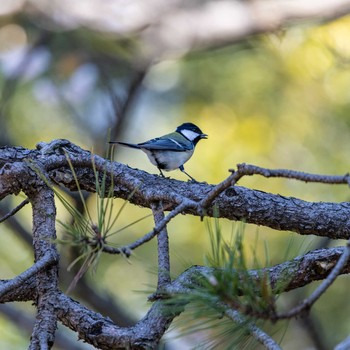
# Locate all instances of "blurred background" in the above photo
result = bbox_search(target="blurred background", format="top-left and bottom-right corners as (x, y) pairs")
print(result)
(1, 1), (350, 349)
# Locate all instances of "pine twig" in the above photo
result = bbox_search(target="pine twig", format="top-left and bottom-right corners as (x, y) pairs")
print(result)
(234, 163), (350, 185)
(225, 308), (282, 350)
(0, 198), (30, 223)
(112, 200), (196, 256)
(0, 250), (55, 298)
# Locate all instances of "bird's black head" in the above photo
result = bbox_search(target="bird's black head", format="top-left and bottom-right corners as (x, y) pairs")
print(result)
(176, 122), (208, 145)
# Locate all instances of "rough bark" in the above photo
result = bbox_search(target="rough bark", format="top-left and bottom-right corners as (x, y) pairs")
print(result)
(0, 139), (349, 349)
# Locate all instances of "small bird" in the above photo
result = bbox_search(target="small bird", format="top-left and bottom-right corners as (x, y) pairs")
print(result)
(109, 122), (207, 181)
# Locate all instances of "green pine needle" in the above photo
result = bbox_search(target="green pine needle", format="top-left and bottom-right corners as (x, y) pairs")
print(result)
(30, 151), (150, 293)
(164, 217), (282, 349)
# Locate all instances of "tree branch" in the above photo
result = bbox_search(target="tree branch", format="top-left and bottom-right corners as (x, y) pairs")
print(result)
(1, 246), (347, 304)
(27, 186), (59, 350)
(45, 141), (350, 240)
(152, 202), (171, 288)
(165, 246), (349, 295)
(54, 245), (350, 349)
(234, 163), (350, 185)
(0, 250), (55, 298)
(276, 239), (350, 319)
(3, 140), (350, 241)
(2, 140), (350, 348)
(0, 198), (30, 223)
(117, 200), (196, 256)
(0, 243), (348, 349)
(224, 308), (282, 350)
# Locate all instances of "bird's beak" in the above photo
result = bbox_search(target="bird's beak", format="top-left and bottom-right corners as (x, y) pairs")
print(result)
(201, 134), (208, 139)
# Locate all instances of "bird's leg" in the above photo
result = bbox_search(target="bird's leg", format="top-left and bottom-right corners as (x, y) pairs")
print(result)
(158, 168), (166, 177)
(179, 165), (197, 182)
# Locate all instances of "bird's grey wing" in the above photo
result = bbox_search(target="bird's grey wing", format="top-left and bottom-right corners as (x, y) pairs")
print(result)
(138, 137), (193, 151)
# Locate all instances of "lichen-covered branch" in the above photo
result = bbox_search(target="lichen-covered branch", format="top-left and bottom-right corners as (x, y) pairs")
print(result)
(27, 186), (59, 350)
(1, 139), (350, 349)
(16, 140), (350, 240)
(0, 242), (348, 349)
(152, 202), (171, 288)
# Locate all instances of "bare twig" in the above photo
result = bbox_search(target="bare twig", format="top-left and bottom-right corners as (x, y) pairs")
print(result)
(0, 203), (33, 245)
(276, 239), (350, 319)
(103, 168), (243, 255)
(0, 250), (55, 298)
(0, 198), (30, 223)
(225, 308), (282, 350)
(110, 200), (197, 256)
(234, 163), (350, 185)
(199, 170), (244, 210)
(102, 171), (243, 254)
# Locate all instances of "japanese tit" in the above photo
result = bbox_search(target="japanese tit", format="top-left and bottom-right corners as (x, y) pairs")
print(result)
(109, 122), (207, 181)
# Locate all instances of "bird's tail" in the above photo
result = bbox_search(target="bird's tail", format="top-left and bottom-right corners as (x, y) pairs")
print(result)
(109, 141), (140, 149)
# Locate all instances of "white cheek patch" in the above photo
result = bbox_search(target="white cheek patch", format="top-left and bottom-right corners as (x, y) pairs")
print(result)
(180, 129), (200, 141)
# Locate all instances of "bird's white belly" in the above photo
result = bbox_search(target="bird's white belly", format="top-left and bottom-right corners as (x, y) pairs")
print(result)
(142, 149), (194, 171)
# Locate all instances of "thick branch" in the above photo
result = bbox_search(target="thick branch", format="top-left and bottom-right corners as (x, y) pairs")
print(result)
(0, 250), (55, 298)
(152, 202), (171, 288)
(276, 239), (350, 319)
(2, 246), (347, 303)
(0, 244), (348, 349)
(165, 246), (349, 295)
(27, 187), (59, 350)
(2, 141), (350, 240)
(50, 246), (350, 349)
(56, 291), (175, 350)
(2, 140), (350, 348)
